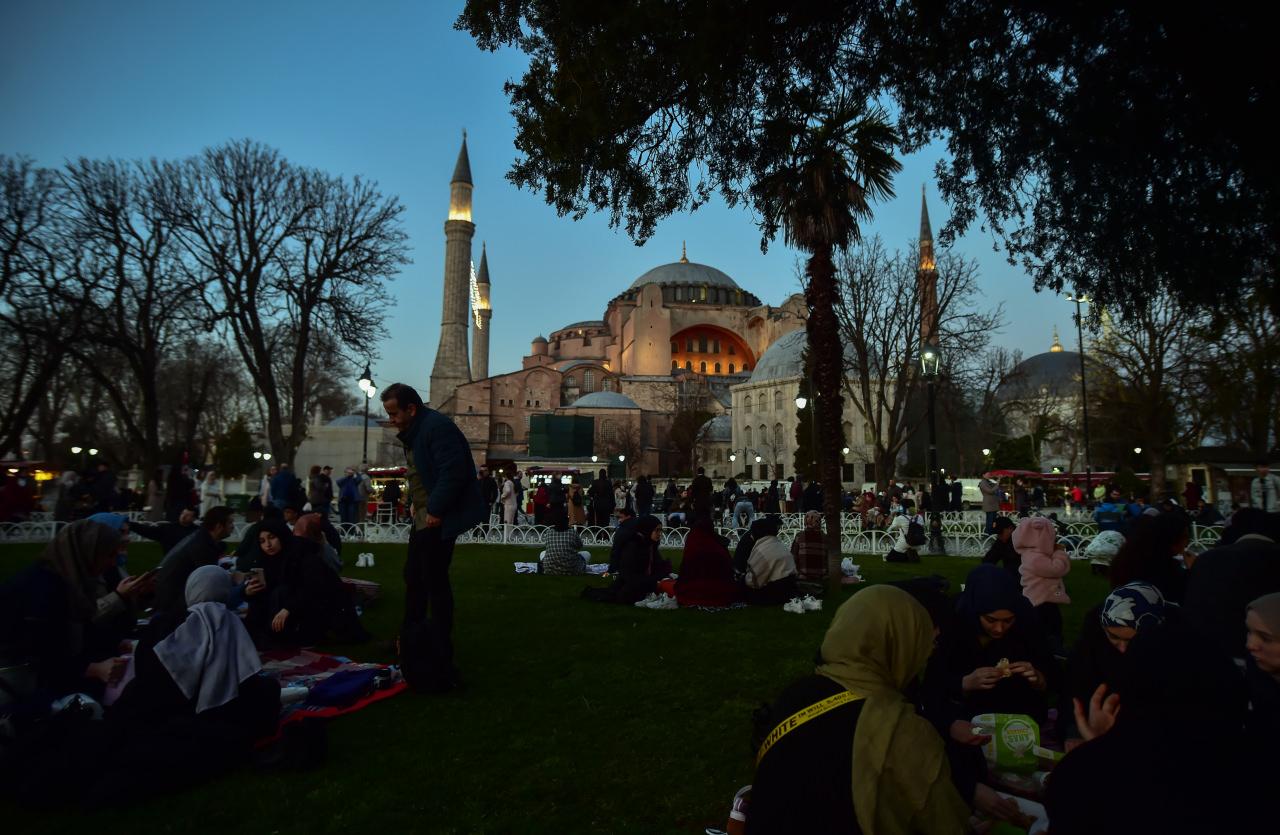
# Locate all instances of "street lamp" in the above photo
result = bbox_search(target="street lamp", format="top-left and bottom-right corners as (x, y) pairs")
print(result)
(982, 448), (991, 457)
(88, 448), (99, 456)
(357, 363), (374, 468)
(1133, 446), (1142, 455)
(71, 446), (82, 454)
(842, 446), (850, 455)
(591, 454), (598, 463)
(794, 394), (808, 410)
(1065, 292), (1093, 502)
(920, 341), (942, 491)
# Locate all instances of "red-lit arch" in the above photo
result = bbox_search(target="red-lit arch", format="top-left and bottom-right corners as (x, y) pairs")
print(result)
(669, 325), (755, 376)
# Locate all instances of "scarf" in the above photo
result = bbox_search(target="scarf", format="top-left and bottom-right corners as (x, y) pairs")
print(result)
(1248, 592), (1280, 633)
(1102, 582), (1168, 630)
(153, 565), (262, 713)
(817, 585), (969, 835)
(40, 519), (120, 619)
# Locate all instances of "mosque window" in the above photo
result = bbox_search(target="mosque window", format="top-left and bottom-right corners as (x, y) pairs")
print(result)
(700, 361), (707, 373)
(584, 370), (596, 392)
(686, 338), (694, 352)
(699, 336), (708, 353)
(713, 339), (720, 354)
(735, 291), (743, 305)
(603, 379), (613, 392)
(774, 390), (783, 412)
(493, 422), (514, 444)
(564, 376), (576, 388)
(745, 426), (753, 445)
(758, 392), (767, 412)
(601, 419), (618, 444)
(714, 362), (722, 374)
(744, 395), (752, 414)
(671, 341), (678, 353)
(728, 363), (735, 374)
(582, 335), (591, 346)
(672, 360), (678, 370)
(728, 344), (736, 355)
(774, 423), (784, 450)
(743, 363), (751, 372)
(864, 423), (875, 445)
(700, 285), (707, 301)
(685, 361), (692, 371)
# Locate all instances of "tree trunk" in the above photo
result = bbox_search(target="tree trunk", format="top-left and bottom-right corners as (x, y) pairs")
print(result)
(805, 249), (848, 594)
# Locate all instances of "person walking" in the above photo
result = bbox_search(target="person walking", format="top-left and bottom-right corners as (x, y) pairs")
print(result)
(382, 383), (486, 683)
(1251, 461), (1280, 512)
(199, 470), (222, 518)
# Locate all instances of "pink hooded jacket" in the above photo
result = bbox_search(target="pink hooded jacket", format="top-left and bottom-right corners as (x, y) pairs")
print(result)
(1013, 516), (1071, 607)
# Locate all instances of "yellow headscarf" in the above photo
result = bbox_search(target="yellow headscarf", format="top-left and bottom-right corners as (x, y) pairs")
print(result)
(817, 584), (970, 835)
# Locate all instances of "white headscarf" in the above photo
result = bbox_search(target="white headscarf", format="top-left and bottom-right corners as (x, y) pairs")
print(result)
(153, 565), (262, 713)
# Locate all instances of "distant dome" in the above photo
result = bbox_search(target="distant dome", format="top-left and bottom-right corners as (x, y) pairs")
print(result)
(556, 320), (607, 332)
(532, 335), (548, 343)
(746, 329), (860, 384)
(699, 414), (732, 443)
(997, 350), (1085, 401)
(569, 391), (640, 409)
(326, 414), (383, 429)
(628, 261), (740, 291)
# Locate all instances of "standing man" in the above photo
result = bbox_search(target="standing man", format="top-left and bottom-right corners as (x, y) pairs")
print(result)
(479, 467), (500, 519)
(382, 383), (486, 681)
(270, 463), (294, 511)
(950, 475), (963, 512)
(356, 467), (373, 524)
(979, 475), (1000, 535)
(1252, 461), (1280, 512)
(319, 465), (336, 518)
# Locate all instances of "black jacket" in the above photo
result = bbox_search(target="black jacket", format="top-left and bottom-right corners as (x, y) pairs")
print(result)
(130, 520), (197, 556)
(154, 528), (225, 619)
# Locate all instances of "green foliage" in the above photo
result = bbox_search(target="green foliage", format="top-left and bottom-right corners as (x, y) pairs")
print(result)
(212, 416), (255, 476)
(0, 539), (1110, 833)
(793, 351), (817, 481)
(992, 434), (1038, 471)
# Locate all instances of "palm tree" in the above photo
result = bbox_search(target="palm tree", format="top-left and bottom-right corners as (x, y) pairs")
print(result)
(753, 103), (900, 590)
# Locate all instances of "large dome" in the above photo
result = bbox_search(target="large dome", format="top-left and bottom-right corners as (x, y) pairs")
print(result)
(326, 414), (383, 429)
(746, 329), (861, 384)
(568, 391), (640, 409)
(628, 261), (740, 291)
(997, 350), (1085, 401)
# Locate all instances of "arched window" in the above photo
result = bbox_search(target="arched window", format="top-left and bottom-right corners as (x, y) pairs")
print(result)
(583, 370), (595, 392)
(728, 344), (736, 356)
(700, 361), (707, 373)
(743, 363), (751, 372)
(671, 359), (678, 370)
(685, 360), (693, 371)
(842, 421), (853, 445)
(492, 422), (514, 444)
(600, 419), (618, 444)
(758, 392), (768, 412)
(671, 341), (678, 353)
(603, 378), (614, 392)
(699, 336), (708, 353)
(744, 394), (753, 414)
(728, 363), (735, 374)
(774, 423), (784, 450)
(564, 376), (576, 388)
(714, 362), (722, 374)
(759, 424), (768, 446)
(774, 390), (783, 412)
(744, 425), (753, 445)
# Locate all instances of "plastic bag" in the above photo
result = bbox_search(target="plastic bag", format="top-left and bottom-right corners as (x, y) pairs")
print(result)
(971, 712), (1041, 774)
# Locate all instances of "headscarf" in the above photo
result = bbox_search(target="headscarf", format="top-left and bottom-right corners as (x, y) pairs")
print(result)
(633, 514), (662, 542)
(1101, 582), (1168, 631)
(40, 519), (121, 619)
(1247, 592), (1280, 634)
(1084, 530), (1126, 560)
(258, 516), (294, 548)
(87, 512), (127, 533)
(816, 585), (969, 835)
(153, 565), (262, 713)
(956, 564), (1033, 627)
(804, 510), (821, 529)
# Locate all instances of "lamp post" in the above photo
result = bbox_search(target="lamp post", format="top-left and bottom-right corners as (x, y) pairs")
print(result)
(1065, 292), (1092, 503)
(357, 364), (374, 468)
(728, 448), (763, 480)
(920, 342), (942, 491)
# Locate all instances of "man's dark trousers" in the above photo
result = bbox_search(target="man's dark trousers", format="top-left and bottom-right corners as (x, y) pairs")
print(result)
(405, 525), (456, 663)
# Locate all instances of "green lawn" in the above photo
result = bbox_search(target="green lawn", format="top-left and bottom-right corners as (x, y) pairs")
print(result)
(0, 541), (1110, 834)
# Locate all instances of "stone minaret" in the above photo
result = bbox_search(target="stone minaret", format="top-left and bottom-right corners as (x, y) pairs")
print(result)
(918, 186), (939, 346)
(471, 242), (492, 380)
(430, 135), (475, 409)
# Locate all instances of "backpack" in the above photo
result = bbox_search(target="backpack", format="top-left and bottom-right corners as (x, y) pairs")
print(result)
(399, 620), (454, 693)
(906, 520), (927, 547)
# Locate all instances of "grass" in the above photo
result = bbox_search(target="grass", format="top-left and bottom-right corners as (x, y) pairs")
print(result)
(0, 541), (1110, 834)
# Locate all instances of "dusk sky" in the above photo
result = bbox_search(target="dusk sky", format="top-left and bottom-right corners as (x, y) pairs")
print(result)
(2, 0), (1081, 413)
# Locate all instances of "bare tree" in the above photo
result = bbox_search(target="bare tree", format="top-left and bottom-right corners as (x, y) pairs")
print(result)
(1196, 276), (1278, 458)
(601, 422), (643, 477)
(832, 237), (1002, 487)
(155, 140), (409, 466)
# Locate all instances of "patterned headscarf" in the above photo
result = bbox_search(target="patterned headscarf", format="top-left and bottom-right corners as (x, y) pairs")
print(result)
(1101, 582), (1168, 630)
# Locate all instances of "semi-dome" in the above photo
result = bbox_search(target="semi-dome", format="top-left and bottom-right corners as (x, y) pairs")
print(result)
(627, 261), (740, 291)
(698, 414), (732, 443)
(568, 391), (640, 409)
(326, 414), (383, 429)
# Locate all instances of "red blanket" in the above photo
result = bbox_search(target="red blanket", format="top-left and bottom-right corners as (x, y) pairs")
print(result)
(256, 648), (407, 742)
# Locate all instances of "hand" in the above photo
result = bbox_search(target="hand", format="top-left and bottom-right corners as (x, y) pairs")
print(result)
(271, 608), (290, 633)
(962, 666), (1003, 692)
(1073, 683), (1121, 741)
(115, 573), (155, 599)
(86, 657), (128, 684)
(950, 720), (991, 746)
(972, 783), (1022, 822)
(425, 513), (443, 528)
(1007, 661), (1047, 690)
(244, 574), (266, 597)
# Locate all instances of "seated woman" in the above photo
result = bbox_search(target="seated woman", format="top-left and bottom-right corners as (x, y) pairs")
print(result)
(741, 519), (798, 605)
(1046, 623), (1252, 833)
(86, 511), (156, 644)
(0, 519), (135, 702)
(1064, 582), (1169, 736)
(747, 585), (973, 834)
(981, 516), (1019, 575)
(790, 511), (827, 581)
(924, 564), (1055, 723)
(246, 518), (367, 646)
(595, 515), (671, 603)
(539, 510), (590, 575)
(114, 566), (280, 741)
(733, 516), (772, 580)
(674, 517), (738, 607)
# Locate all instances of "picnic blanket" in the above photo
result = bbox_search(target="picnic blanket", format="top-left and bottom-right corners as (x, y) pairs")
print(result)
(514, 561), (609, 575)
(256, 648), (407, 741)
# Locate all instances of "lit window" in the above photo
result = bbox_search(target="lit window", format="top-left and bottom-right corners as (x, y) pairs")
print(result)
(714, 362), (722, 374)
(728, 363), (735, 374)
(493, 423), (514, 444)
(685, 361), (692, 371)
(700, 361), (707, 373)
(584, 370), (595, 392)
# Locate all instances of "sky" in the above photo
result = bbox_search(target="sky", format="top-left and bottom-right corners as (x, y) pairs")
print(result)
(1, 0), (1080, 412)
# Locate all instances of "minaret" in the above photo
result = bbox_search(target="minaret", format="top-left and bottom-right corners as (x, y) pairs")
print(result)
(430, 134), (475, 409)
(918, 185), (939, 346)
(471, 243), (492, 380)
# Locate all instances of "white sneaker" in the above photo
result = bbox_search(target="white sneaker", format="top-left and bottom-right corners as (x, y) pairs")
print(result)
(367, 554), (375, 567)
(801, 595), (823, 612)
(658, 594), (678, 610)
(783, 598), (805, 614)
(635, 592), (660, 609)
(356, 554), (367, 567)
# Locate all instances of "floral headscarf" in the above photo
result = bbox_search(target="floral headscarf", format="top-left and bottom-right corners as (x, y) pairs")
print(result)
(1101, 582), (1168, 630)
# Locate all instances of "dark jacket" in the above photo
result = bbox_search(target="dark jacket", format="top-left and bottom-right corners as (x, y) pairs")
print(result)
(635, 479), (655, 513)
(981, 539), (1021, 575)
(154, 528), (225, 619)
(130, 520), (197, 556)
(607, 516), (639, 573)
(270, 469), (295, 505)
(397, 407), (487, 541)
(1182, 534), (1280, 660)
(0, 564), (112, 696)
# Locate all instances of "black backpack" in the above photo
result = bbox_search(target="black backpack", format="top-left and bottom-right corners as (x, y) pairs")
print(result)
(399, 620), (453, 693)
(906, 520), (927, 547)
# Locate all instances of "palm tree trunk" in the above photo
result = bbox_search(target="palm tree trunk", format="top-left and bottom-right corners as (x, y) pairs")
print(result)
(805, 248), (848, 593)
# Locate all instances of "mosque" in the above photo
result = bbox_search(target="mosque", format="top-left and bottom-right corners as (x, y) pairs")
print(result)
(425, 137), (923, 483)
